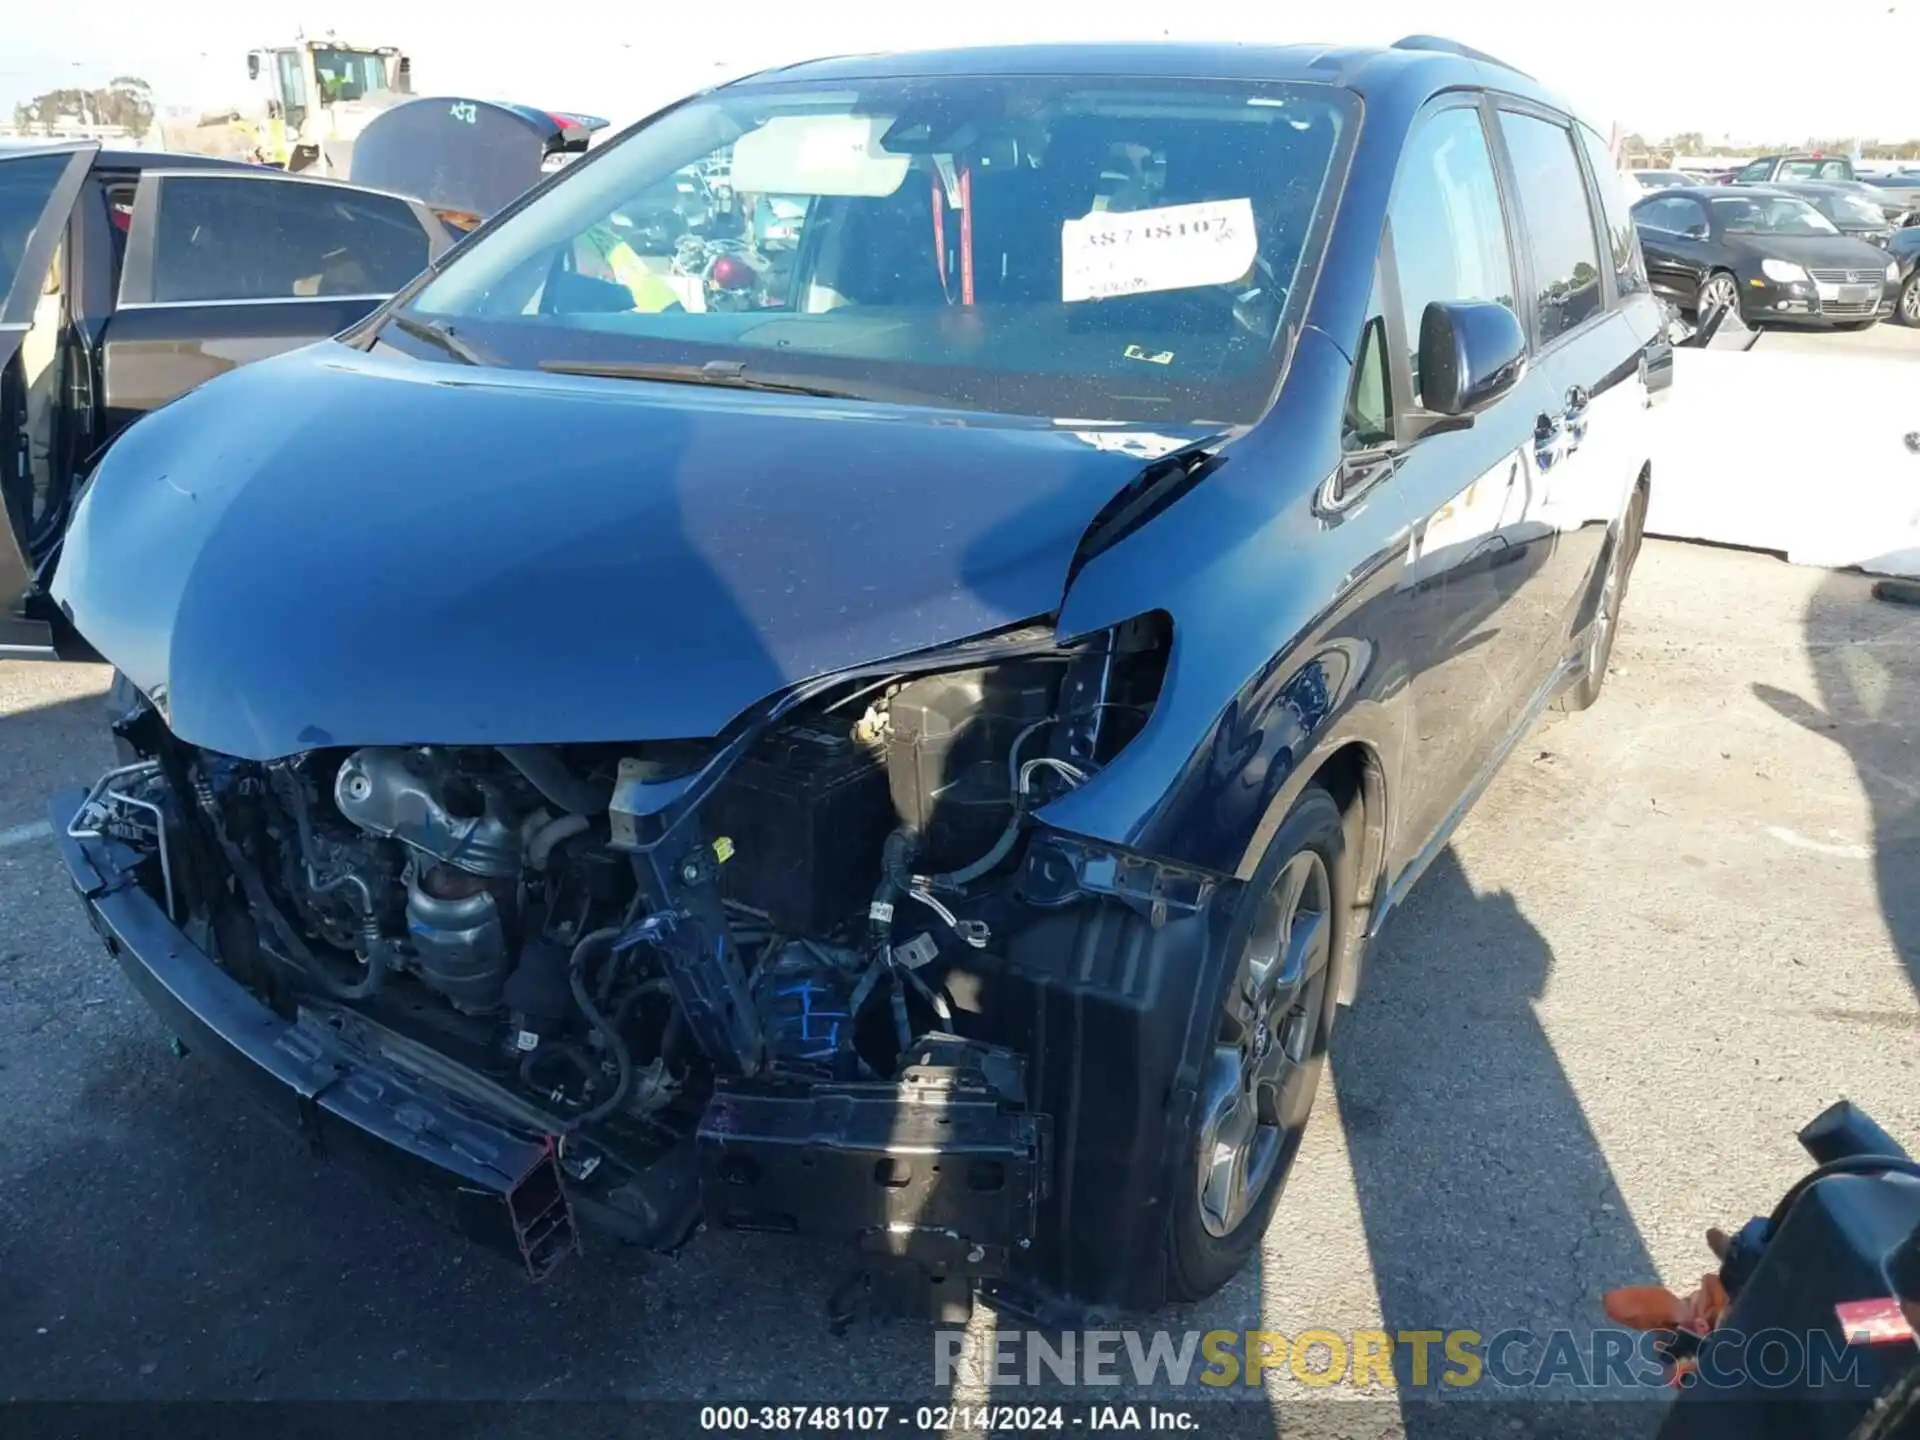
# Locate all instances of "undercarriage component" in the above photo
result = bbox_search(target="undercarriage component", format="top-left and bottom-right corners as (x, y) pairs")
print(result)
(54, 788), (578, 1280)
(697, 1035), (1045, 1265)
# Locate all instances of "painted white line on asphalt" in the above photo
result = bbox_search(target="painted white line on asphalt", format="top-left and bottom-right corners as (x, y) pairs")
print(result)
(0, 820), (52, 851)
(1764, 824), (1872, 861)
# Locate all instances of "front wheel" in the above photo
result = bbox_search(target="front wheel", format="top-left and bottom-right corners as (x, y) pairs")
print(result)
(1696, 272), (1742, 322)
(1164, 785), (1347, 1302)
(1897, 272), (1920, 327)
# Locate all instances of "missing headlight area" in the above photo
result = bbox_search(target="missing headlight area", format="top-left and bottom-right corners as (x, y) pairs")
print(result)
(91, 614), (1181, 1313)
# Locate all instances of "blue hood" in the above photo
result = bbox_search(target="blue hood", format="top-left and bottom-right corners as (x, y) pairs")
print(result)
(53, 342), (1159, 759)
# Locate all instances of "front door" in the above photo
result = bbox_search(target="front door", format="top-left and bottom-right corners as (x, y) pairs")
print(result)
(3, 163), (449, 658)
(0, 143), (95, 655)
(1378, 101), (1559, 862)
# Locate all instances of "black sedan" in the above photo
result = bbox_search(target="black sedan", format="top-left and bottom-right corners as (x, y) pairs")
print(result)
(1631, 186), (1899, 328)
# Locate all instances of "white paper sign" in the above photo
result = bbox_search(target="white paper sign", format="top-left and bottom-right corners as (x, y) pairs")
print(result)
(1060, 198), (1258, 303)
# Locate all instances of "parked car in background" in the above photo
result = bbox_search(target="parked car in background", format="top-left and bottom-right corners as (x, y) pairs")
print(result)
(0, 140), (453, 658)
(1625, 168), (1691, 194)
(1727, 153), (1918, 223)
(38, 34), (1664, 1315)
(1889, 226), (1920, 325)
(1763, 180), (1901, 248)
(1632, 186), (1897, 327)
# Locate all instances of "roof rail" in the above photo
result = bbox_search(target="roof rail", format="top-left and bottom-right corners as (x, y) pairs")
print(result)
(1390, 34), (1534, 80)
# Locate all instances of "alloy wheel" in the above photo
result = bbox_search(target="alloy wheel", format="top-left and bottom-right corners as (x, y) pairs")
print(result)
(1701, 275), (1740, 318)
(1195, 849), (1334, 1238)
(1902, 276), (1920, 325)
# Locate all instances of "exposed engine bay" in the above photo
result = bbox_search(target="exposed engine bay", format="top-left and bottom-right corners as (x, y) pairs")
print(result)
(81, 617), (1188, 1307)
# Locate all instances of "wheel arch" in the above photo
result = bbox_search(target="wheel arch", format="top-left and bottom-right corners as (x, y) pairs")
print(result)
(1296, 740), (1389, 1005)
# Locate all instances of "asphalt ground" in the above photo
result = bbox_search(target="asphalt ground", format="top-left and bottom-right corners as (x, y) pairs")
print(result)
(0, 318), (1916, 1437)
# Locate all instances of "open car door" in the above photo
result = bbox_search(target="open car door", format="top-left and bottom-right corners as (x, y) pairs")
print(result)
(1, 143), (95, 657)
(100, 167), (452, 437)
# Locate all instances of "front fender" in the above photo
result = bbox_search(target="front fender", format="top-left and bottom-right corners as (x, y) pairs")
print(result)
(1036, 329), (1418, 884)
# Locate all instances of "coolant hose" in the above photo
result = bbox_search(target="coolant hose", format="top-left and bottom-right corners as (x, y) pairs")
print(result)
(527, 813), (590, 871)
(566, 926), (633, 1126)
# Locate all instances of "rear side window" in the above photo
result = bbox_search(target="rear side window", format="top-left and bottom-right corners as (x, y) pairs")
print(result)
(1496, 111), (1604, 343)
(1387, 106), (1516, 408)
(1576, 125), (1648, 299)
(140, 175), (430, 304)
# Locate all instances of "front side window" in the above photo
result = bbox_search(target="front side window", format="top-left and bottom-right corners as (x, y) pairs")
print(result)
(1709, 195), (1839, 236)
(1386, 105), (1516, 407)
(1497, 111), (1604, 343)
(401, 76), (1358, 424)
(140, 176), (431, 304)
(1342, 276), (1392, 451)
(0, 153), (73, 317)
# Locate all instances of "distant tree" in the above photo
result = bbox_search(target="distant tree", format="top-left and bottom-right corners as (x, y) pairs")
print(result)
(10, 76), (153, 138)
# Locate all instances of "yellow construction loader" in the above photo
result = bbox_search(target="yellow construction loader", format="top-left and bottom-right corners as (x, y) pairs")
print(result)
(157, 37), (412, 174)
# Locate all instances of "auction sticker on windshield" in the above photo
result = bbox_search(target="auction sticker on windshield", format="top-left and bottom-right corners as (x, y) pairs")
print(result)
(1061, 198), (1258, 303)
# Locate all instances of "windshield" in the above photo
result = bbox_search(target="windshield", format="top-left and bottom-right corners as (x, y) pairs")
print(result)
(1710, 195), (1840, 235)
(312, 48), (389, 103)
(400, 76), (1356, 424)
(1634, 171), (1688, 188)
(1823, 192), (1890, 227)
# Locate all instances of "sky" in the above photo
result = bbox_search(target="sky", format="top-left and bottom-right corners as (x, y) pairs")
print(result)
(5, 0), (1917, 146)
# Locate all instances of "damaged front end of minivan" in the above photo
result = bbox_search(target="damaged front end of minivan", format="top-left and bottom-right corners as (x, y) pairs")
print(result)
(55, 585), (1240, 1318)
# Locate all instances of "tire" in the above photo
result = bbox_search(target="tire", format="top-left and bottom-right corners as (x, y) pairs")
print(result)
(1165, 785), (1347, 1302)
(1898, 272), (1920, 327)
(1696, 271), (1742, 323)
(1555, 482), (1647, 713)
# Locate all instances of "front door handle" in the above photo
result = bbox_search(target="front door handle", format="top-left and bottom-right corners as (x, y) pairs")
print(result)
(1562, 384), (1591, 453)
(1534, 411), (1564, 469)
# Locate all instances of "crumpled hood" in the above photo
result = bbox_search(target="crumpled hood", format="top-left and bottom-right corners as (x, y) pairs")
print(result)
(54, 341), (1162, 759)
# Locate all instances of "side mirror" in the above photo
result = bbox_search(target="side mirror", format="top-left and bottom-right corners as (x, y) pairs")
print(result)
(1417, 299), (1528, 419)
(247, 53), (261, 81)
(1684, 221), (1709, 240)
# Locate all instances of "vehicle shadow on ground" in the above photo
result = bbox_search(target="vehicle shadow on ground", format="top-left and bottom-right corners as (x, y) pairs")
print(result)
(0, 672), (116, 833)
(1325, 845), (1667, 1440)
(1752, 572), (1920, 1001)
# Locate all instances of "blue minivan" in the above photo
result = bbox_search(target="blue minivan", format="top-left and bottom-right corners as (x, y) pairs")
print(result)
(46, 34), (1665, 1315)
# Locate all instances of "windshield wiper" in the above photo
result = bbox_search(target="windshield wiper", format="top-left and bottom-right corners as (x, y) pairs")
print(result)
(538, 358), (853, 398)
(387, 312), (499, 367)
